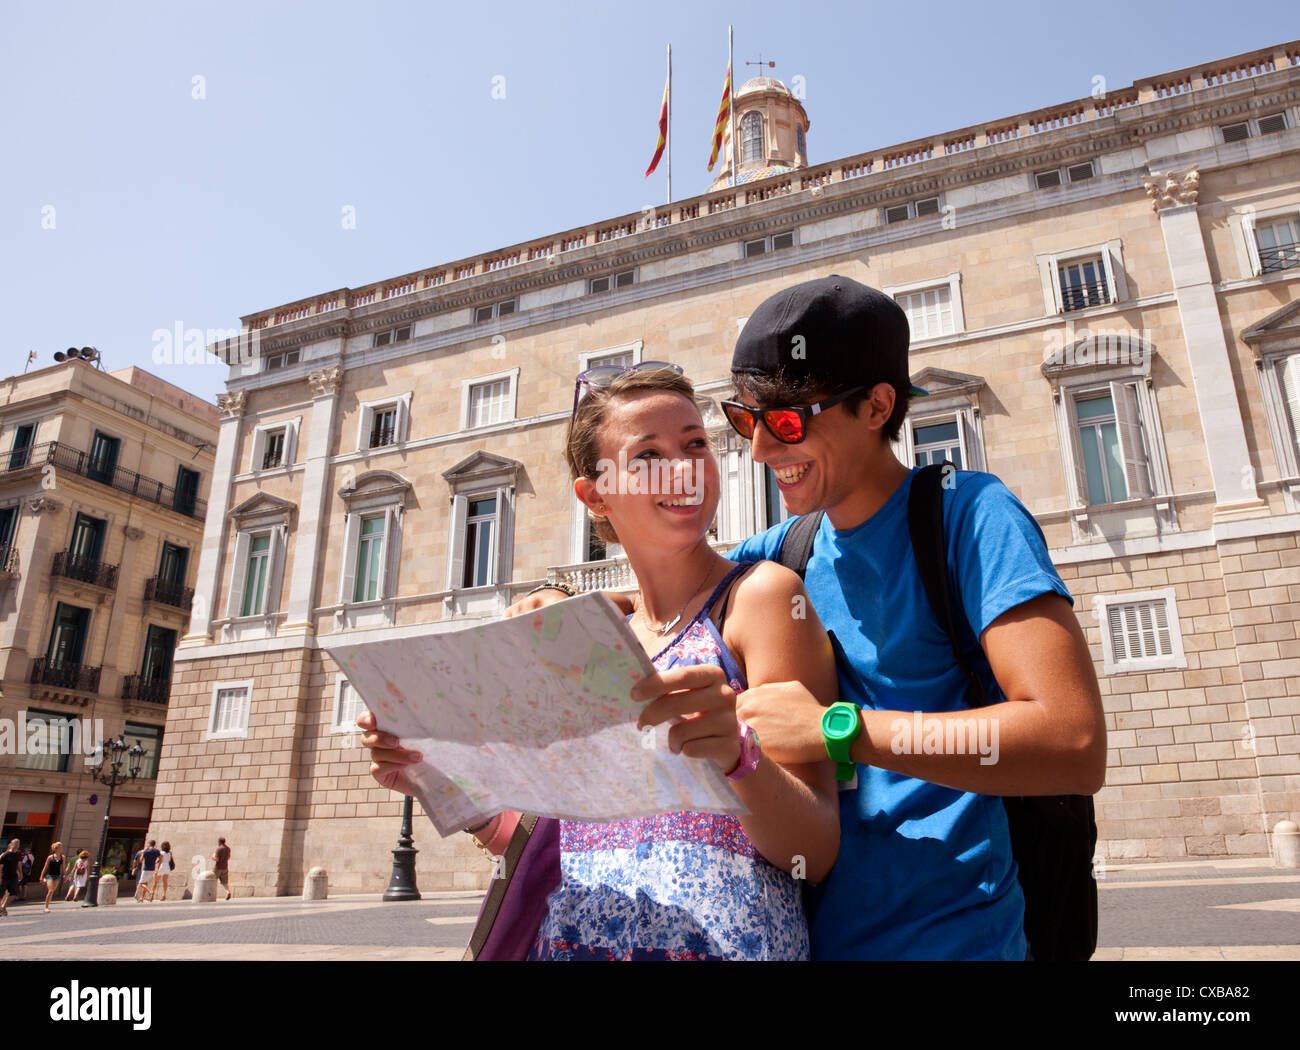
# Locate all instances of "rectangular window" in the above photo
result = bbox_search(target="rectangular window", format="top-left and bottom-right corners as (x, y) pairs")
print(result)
(369, 408), (397, 448)
(353, 515), (386, 603)
(174, 466), (200, 515)
(885, 204), (911, 224)
(1066, 161), (1095, 182)
(913, 419), (963, 469)
(334, 677), (365, 732)
(1074, 388), (1153, 505)
(463, 497), (497, 588)
(1221, 121), (1250, 143)
(158, 542), (188, 586)
(209, 683), (251, 738)
(0, 506), (16, 562)
(589, 271), (634, 294)
(262, 429), (285, 469)
(1258, 112), (1288, 135)
(9, 423), (35, 470)
(1097, 588), (1187, 674)
(914, 197), (939, 217)
(373, 326), (412, 347)
(140, 625), (177, 686)
(1058, 256), (1110, 312)
(1035, 169), (1063, 189)
(88, 431), (120, 484)
(69, 513), (105, 564)
(19, 708), (75, 773)
(744, 232), (795, 256)
(241, 534), (271, 617)
(896, 285), (954, 340)
(744, 238), (767, 257)
(614, 270), (635, 289)
(47, 602), (89, 668)
(1255, 216), (1300, 274)
(468, 379), (510, 428)
(264, 349), (300, 371)
(123, 722), (163, 780)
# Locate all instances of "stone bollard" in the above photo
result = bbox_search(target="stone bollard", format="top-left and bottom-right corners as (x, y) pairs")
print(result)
(1274, 820), (1300, 868)
(96, 873), (118, 906)
(192, 870), (219, 902)
(302, 866), (328, 901)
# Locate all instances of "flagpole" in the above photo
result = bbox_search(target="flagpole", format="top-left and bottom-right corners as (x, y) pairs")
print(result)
(666, 43), (672, 206)
(728, 25), (737, 188)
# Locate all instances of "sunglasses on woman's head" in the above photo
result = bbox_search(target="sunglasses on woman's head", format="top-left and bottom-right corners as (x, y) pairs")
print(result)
(571, 361), (684, 417)
(719, 387), (865, 445)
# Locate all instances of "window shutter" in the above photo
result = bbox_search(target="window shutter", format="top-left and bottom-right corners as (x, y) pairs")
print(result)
(1107, 605), (1128, 662)
(397, 396), (410, 443)
(249, 430), (264, 473)
(1279, 356), (1300, 473)
(1105, 240), (1129, 302)
(227, 531), (251, 619)
(339, 513), (360, 604)
(285, 420), (299, 466)
(447, 494), (469, 589)
(1111, 380), (1153, 499)
(1064, 397), (1090, 506)
(1221, 122), (1250, 143)
(1257, 113), (1287, 136)
(381, 505), (403, 600)
(959, 411), (984, 472)
(266, 525), (287, 613)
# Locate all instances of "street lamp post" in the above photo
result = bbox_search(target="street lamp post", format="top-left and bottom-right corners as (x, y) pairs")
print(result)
(82, 735), (146, 908)
(382, 795), (421, 901)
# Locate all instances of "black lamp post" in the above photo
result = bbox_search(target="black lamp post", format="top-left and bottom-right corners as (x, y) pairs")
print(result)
(82, 735), (146, 908)
(382, 795), (421, 901)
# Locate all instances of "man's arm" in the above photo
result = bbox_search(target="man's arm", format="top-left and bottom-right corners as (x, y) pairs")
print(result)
(737, 592), (1106, 797)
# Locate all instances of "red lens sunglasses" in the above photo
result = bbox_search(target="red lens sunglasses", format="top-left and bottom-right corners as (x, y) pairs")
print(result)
(719, 387), (865, 444)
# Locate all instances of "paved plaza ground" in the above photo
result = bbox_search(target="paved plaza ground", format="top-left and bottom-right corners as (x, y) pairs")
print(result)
(3, 857), (1297, 961)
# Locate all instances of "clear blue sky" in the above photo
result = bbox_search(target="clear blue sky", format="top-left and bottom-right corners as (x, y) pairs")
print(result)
(2, 1), (1295, 403)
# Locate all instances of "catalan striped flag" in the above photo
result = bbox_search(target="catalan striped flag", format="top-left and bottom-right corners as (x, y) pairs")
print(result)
(707, 60), (732, 171)
(645, 73), (669, 176)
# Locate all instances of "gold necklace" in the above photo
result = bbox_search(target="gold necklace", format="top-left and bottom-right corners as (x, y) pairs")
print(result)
(637, 562), (720, 637)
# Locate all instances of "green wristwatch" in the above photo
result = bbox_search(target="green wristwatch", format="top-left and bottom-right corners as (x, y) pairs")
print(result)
(821, 702), (861, 782)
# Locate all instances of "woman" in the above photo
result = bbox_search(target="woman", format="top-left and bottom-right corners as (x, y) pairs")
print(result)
(363, 365), (840, 960)
(142, 841), (172, 901)
(64, 850), (89, 902)
(39, 842), (64, 913)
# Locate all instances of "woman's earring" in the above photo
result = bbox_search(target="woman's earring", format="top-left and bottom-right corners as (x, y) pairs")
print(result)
(597, 504), (607, 514)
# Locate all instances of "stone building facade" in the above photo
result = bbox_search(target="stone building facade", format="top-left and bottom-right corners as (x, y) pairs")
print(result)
(151, 40), (1300, 895)
(0, 360), (216, 888)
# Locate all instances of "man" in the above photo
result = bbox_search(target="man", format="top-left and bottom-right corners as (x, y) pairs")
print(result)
(212, 837), (231, 899)
(0, 839), (22, 916)
(631, 275), (1106, 959)
(132, 839), (161, 902)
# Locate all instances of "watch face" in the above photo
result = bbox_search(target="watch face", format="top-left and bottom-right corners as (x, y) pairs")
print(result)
(823, 705), (858, 741)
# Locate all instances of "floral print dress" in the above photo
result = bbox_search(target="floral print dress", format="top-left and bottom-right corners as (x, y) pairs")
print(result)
(530, 565), (809, 961)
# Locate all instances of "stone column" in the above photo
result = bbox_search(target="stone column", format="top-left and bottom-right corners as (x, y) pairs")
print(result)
(1144, 166), (1266, 520)
(282, 364), (343, 636)
(183, 390), (245, 644)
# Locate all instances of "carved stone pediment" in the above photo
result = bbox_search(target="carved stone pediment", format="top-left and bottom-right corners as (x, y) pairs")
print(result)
(1243, 300), (1300, 357)
(229, 492), (297, 527)
(338, 469), (413, 508)
(442, 451), (522, 487)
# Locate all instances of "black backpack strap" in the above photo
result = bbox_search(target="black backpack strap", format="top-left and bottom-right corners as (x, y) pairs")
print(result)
(775, 512), (824, 579)
(907, 463), (985, 707)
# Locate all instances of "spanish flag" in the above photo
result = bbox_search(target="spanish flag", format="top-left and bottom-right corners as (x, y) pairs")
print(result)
(706, 61), (732, 171)
(645, 74), (668, 176)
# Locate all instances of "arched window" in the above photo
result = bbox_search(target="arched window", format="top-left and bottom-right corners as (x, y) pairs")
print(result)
(796, 124), (806, 159)
(740, 112), (764, 163)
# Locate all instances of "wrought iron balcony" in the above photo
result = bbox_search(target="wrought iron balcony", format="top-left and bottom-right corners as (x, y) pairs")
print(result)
(30, 657), (101, 693)
(261, 448), (283, 470)
(1061, 280), (1112, 312)
(0, 544), (16, 573)
(3, 442), (207, 521)
(51, 550), (119, 589)
(121, 674), (171, 705)
(144, 576), (194, 611)
(368, 424), (396, 449)
(1260, 241), (1300, 274)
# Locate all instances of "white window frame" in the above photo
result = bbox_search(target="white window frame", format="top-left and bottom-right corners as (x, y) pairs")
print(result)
(227, 525), (287, 620)
(338, 504), (404, 605)
(372, 324), (412, 348)
(884, 274), (965, 342)
(248, 417), (300, 473)
(588, 270), (636, 294)
(1220, 111), (1289, 146)
(1257, 350), (1300, 487)
(1233, 205), (1300, 278)
(1093, 588), (1187, 675)
(1053, 376), (1169, 509)
(578, 340), (643, 374)
(207, 679), (253, 740)
(1036, 240), (1128, 315)
(332, 674), (365, 734)
(884, 197), (940, 224)
(262, 349), (300, 372)
(474, 298), (517, 323)
(460, 368), (519, 431)
(898, 409), (985, 472)
(743, 230), (796, 258)
(356, 392), (412, 451)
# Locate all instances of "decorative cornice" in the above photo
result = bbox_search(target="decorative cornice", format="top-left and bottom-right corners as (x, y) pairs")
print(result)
(308, 365), (343, 398)
(1143, 165), (1200, 212)
(216, 390), (247, 418)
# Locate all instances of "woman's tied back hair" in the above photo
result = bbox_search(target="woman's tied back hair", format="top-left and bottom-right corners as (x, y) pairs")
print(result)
(565, 366), (698, 544)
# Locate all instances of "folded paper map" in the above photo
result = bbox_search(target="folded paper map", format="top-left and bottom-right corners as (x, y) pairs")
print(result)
(323, 593), (745, 836)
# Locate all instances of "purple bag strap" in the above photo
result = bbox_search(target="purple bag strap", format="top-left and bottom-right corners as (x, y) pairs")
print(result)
(463, 815), (561, 961)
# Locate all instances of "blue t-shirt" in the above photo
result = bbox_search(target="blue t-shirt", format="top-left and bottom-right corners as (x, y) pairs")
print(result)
(727, 468), (1072, 960)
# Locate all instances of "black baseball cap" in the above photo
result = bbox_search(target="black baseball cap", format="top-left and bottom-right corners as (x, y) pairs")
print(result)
(731, 274), (927, 399)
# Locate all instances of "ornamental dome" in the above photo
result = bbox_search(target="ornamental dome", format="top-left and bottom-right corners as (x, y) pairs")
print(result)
(709, 75), (810, 192)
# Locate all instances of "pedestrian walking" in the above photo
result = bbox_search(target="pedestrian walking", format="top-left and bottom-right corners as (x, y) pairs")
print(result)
(212, 838), (231, 899)
(0, 839), (22, 916)
(142, 841), (173, 901)
(132, 840), (161, 902)
(65, 850), (90, 902)
(39, 842), (65, 913)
